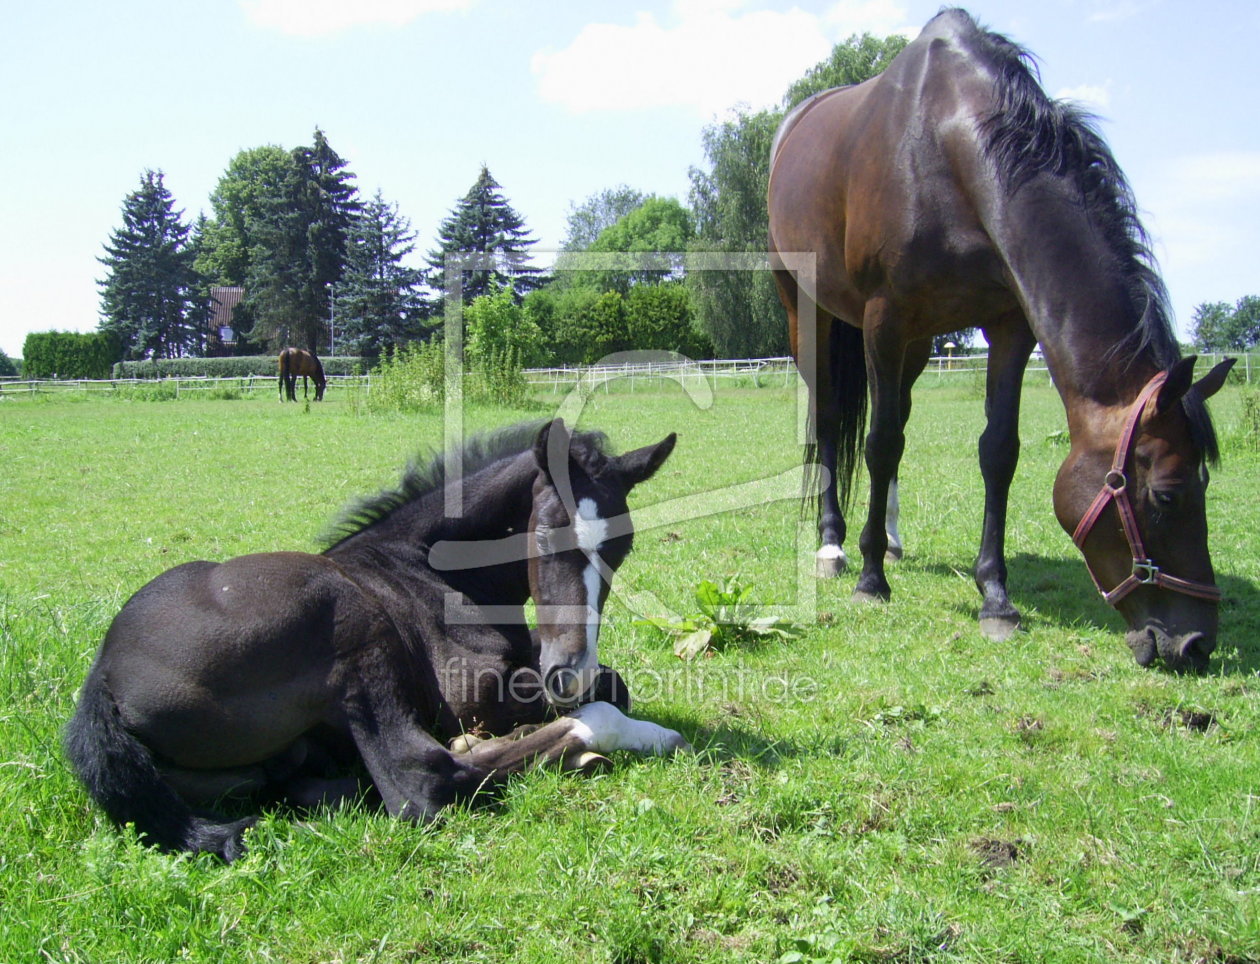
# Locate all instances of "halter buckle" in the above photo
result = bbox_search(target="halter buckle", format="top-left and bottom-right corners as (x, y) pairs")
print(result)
(1132, 559), (1159, 584)
(1105, 469), (1127, 493)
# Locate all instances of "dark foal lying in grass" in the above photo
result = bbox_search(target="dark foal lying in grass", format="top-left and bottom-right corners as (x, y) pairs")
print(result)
(65, 420), (687, 861)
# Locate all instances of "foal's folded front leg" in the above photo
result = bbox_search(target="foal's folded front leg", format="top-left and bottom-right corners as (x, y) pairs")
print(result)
(454, 701), (691, 777)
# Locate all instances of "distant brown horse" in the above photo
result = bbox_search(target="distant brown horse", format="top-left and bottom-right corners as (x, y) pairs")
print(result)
(768, 9), (1233, 671)
(278, 347), (326, 402)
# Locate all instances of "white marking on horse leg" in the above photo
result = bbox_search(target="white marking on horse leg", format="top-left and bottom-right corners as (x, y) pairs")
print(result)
(816, 543), (848, 576)
(885, 480), (902, 554)
(568, 702), (691, 755)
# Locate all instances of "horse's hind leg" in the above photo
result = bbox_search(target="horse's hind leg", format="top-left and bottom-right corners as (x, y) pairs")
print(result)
(974, 317), (1036, 641)
(853, 297), (911, 602)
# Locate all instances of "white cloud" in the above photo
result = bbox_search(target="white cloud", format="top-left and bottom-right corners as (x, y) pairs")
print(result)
(1087, 1), (1142, 24)
(1054, 82), (1112, 112)
(240, 0), (473, 38)
(533, 1), (912, 116)
(1136, 151), (1260, 326)
(824, 0), (915, 38)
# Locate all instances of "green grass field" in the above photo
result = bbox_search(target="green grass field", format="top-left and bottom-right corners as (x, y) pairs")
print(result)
(2, 379), (1258, 963)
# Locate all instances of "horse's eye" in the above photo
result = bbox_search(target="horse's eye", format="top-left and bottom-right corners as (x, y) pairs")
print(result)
(1150, 488), (1180, 511)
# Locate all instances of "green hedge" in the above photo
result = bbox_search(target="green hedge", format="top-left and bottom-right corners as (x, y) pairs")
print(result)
(22, 331), (119, 379)
(111, 356), (365, 379)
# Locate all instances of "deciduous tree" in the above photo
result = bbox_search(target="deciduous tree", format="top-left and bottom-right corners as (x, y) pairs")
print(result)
(561, 185), (647, 252)
(1192, 296), (1260, 351)
(687, 32), (912, 358)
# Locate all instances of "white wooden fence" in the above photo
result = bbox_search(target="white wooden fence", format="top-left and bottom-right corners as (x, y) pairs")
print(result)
(1, 352), (1254, 398)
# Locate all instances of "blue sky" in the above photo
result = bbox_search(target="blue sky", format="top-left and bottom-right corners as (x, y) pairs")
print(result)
(1, 0), (1257, 358)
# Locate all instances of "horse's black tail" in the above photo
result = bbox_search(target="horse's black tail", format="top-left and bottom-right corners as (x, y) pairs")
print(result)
(803, 321), (868, 515)
(63, 672), (254, 861)
(278, 351), (289, 400)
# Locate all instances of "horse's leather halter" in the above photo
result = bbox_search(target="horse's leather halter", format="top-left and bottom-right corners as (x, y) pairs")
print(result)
(1071, 371), (1221, 607)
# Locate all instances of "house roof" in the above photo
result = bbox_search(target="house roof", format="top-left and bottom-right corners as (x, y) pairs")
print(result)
(210, 287), (244, 328)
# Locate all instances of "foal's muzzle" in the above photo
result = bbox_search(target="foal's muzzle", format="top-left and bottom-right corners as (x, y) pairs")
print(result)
(544, 665), (587, 706)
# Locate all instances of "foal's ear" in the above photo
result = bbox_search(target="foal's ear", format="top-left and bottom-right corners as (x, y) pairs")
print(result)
(616, 433), (677, 488)
(533, 418), (572, 482)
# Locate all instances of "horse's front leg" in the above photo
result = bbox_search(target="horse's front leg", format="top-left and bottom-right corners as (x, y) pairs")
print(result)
(338, 639), (499, 820)
(974, 318), (1036, 641)
(854, 298), (907, 602)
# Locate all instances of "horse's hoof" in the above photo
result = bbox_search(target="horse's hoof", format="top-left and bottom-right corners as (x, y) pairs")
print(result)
(563, 751), (614, 775)
(979, 615), (1021, 642)
(815, 547), (847, 578)
(884, 546), (904, 564)
(851, 589), (887, 605)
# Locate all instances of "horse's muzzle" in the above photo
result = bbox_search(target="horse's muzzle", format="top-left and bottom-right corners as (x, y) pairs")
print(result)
(1126, 626), (1214, 674)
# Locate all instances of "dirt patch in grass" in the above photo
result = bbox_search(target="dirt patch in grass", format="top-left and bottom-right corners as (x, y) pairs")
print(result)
(970, 836), (1023, 871)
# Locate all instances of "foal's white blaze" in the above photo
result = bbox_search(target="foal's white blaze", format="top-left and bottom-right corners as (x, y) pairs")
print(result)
(573, 497), (609, 551)
(576, 496), (607, 655)
(568, 701), (690, 755)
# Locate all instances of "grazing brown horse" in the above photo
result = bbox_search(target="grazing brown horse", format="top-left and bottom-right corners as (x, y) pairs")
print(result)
(278, 347), (327, 401)
(769, 8), (1233, 671)
(64, 420), (685, 860)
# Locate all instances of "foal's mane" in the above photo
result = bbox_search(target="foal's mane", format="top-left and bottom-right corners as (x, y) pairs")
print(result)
(320, 420), (611, 550)
(942, 9), (1219, 462)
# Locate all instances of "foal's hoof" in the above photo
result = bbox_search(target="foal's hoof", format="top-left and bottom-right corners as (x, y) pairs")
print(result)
(979, 615), (1021, 642)
(448, 733), (486, 754)
(563, 751), (614, 775)
(815, 547), (847, 578)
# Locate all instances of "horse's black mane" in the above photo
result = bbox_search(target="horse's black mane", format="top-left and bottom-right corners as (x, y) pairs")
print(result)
(320, 420), (611, 550)
(942, 8), (1219, 462)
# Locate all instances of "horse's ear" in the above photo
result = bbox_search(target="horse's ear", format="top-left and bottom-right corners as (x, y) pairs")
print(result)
(1156, 356), (1235, 414)
(1155, 357), (1199, 415)
(617, 433), (677, 488)
(533, 419), (571, 483)
(1192, 357), (1236, 402)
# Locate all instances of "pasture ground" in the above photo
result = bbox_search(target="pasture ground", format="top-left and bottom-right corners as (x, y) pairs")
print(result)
(1, 377), (1258, 963)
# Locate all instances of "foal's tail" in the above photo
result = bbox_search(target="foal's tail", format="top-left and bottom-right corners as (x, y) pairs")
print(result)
(803, 321), (868, 514)
(63, 673), (254, 861)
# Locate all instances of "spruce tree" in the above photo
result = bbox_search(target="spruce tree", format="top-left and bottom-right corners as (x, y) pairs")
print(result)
(334, 190), (427, 356)
(98, 170), (205, 359)
(426, 166), (541, 309)
(246, 129), (360, 352)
